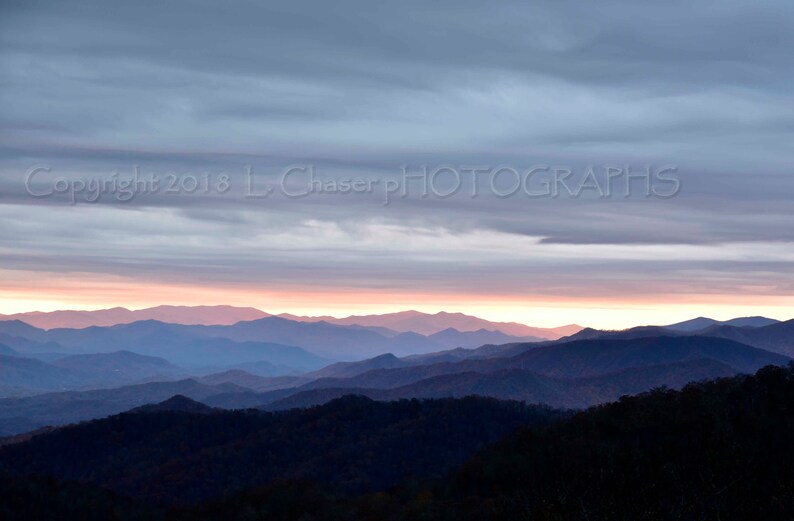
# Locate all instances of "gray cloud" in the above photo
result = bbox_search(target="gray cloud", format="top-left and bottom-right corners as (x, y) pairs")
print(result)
(1, 0), (793, 315)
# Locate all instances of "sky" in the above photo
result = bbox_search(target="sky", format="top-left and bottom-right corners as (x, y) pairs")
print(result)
(1, 0), (793, 329)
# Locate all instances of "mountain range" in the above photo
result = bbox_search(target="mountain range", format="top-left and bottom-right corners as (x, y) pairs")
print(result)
(0, 308), (790, 437)
(2, 306), (581, 339)
(1, 330), (788, 435)
(0, 316), (547, 369)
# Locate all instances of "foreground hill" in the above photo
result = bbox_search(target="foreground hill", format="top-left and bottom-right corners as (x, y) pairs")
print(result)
(1, 364), (792, 520)
(0, 396), (563, 506)
(178, 363), (794, 521)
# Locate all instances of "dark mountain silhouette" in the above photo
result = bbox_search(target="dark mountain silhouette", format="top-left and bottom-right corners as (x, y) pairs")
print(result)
(0, 475), (159, 521)
(0, 396), (563, 506)
(3, 365), (794, 520)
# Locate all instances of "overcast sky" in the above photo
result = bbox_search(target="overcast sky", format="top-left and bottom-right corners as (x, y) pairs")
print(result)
(1, 0), (793, 327)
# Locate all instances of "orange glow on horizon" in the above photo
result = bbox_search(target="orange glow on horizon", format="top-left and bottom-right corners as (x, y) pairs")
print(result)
(1, 272), (792, 330)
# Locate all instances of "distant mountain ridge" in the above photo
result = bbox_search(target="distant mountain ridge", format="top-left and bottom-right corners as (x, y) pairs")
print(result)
(279, 310), (581, 339)
(0, 379), (247, 435)
(0, 316), (546, 364)
(0, 318), (331, 369)
(2, 306), (580, 341)
(664, 315), (780, 332)
(562, 318), (794, 358)
(0, 305), (271, 329)
(698, 319), (794, 357)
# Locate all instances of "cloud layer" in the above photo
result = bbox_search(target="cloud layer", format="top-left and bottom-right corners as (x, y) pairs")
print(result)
(1, 0), (793, 326)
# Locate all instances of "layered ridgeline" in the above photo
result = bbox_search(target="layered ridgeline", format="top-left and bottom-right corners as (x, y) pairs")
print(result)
(0, 313), (553, 380)
(0, 333), (788, 435)
(0, 314), (552, 401)
(0, 309), (791, 436)
(1, 364), (792, 520)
